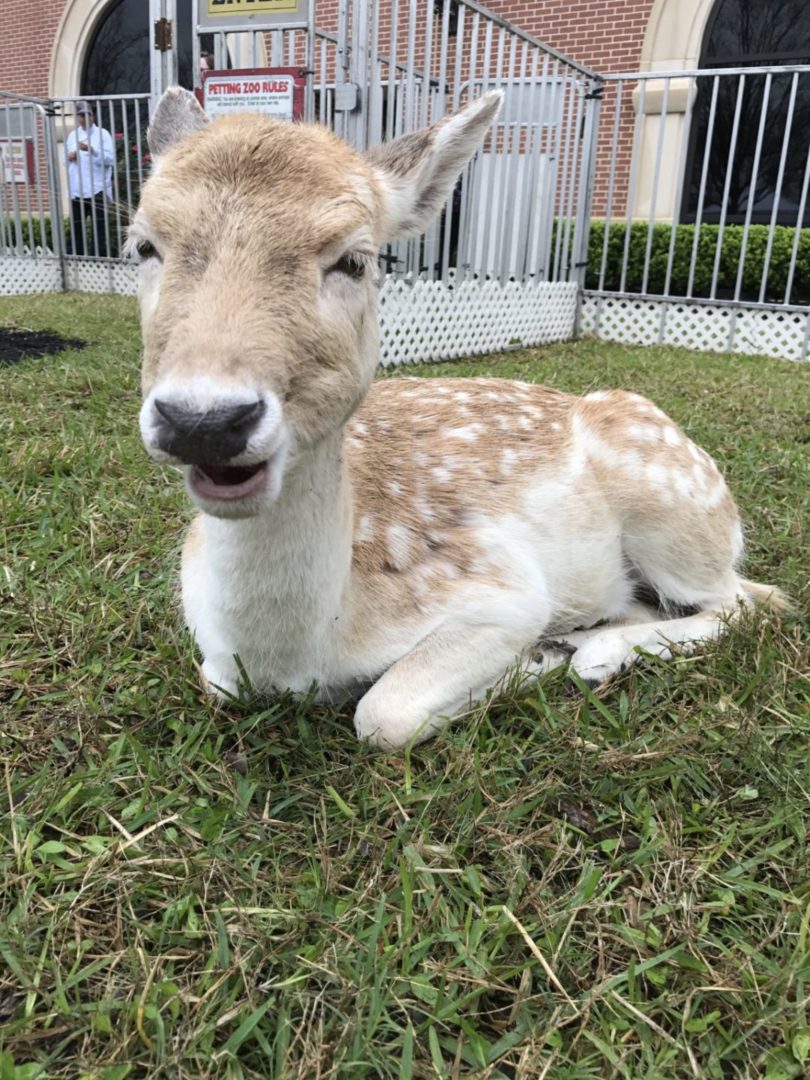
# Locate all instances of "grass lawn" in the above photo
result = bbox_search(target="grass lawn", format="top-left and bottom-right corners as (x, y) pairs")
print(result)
(0, 293), (808, 1080)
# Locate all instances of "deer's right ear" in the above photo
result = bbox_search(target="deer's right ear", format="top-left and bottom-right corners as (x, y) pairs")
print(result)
(147, 87), (209, 159)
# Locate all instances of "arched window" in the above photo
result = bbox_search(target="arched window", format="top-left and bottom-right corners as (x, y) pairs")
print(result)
(81, 0), (200, 96)
(682, 0), (810, 224)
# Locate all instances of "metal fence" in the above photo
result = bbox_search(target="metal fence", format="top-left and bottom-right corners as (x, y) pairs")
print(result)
(1, 0), (598, 363)
(581, 65), (810, 362)
(3, 5), (810, 362)
(198, 0), (601, 288)
(0, 90), (151, 296)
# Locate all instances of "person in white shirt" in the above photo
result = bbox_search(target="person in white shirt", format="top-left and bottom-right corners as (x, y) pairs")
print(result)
(65, 102), (114, 256)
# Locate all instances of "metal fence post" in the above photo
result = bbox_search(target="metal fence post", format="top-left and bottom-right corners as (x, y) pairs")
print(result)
(573, 77), (603, 334)
(42, 102), (67, 291)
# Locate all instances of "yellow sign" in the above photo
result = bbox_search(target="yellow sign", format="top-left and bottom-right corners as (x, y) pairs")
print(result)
(206, 0), (301, 16)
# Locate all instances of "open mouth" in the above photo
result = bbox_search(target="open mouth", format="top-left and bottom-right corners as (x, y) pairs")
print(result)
(190, 461), (269, 501)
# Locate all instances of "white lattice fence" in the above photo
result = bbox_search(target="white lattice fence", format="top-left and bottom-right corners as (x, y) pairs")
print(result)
(63, 260), (139, 296)
(0, 255), (62, 295)
(379, 277), (579, 365)
(581, 295), (810, 363)
(1, 258), (579, 365)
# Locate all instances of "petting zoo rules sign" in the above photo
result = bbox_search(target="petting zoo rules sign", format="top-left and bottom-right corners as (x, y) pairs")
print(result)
(201, 69), (305, 123)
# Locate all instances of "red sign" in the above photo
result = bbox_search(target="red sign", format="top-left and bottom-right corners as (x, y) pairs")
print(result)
(200, 68), (306, 122)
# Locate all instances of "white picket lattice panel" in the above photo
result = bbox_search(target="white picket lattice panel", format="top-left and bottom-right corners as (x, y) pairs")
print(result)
(0, 255), (62, 295)
(379, 276), (578, 365)
(1, 256), (580, 365)
(63, 259), (139, 296)
(581, 295), (810, 363)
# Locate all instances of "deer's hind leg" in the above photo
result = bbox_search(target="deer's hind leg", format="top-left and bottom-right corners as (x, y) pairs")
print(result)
(560, 607), (736, 688)
(558, 456), (749, 687)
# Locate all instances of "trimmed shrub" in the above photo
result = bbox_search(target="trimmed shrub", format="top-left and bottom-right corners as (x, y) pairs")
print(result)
(1, 211), (132, 258)
(586, 221), (810, 305)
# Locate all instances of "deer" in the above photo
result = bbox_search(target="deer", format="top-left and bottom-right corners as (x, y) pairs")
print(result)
(132, 87), (783, 749)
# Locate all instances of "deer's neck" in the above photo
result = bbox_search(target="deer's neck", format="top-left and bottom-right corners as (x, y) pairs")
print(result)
(204, 429), (354, 629)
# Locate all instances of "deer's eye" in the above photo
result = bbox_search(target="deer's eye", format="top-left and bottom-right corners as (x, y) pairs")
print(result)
(326, 252), (367, 280)
(135, 239), (160, 262)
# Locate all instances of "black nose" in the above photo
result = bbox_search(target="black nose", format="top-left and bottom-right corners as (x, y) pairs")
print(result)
(153, 398), (265, 463)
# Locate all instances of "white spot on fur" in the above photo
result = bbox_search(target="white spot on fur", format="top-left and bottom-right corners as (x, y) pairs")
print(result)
(619, 448), (645, 474)
(388, 480), (401, 495)
(501, 448), (518, 476)
(432, 466), (451, 484)
(357, 514), (375, 542)
(672, 470), (694, 499)
(628, 422), (660, 443)
(645, 461), (669, 487)
(663, 426), (681, 447)
(387, 524), (413, 570)
(445, 424), (481, 442)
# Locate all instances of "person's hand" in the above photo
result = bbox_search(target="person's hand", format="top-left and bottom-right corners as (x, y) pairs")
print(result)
(78, 141), (89, 152)
(67, 150), (77, 161)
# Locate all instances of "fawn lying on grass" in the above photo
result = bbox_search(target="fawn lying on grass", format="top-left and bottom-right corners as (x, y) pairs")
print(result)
(133, 87), (783, 747)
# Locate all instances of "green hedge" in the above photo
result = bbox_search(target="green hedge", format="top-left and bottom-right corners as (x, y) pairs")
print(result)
(586, 221), (810, 305)
(5, 213), (810, 304)
(1, 213), (130, 258)
(0, 216), (99, 255)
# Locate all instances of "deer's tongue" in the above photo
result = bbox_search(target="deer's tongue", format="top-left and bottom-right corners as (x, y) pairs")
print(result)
(192, 461), (268, 500)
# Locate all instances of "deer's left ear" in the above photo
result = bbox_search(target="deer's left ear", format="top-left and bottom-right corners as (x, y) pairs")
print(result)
(366, 91), (502, 241)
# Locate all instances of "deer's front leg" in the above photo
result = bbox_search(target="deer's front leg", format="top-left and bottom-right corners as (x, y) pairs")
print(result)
(353, 622), (548, 749)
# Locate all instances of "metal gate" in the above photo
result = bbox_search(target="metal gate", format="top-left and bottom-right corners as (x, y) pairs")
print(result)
(1, 0), (601, 364)
(190, 0), (602, 363)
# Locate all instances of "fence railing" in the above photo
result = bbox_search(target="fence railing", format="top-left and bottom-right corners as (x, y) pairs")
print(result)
(3, 12), (809, 360)
(582, 65), (810, 360)
(197, 0), (601, 287)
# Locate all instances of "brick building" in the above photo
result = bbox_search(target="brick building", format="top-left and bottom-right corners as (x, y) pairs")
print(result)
(0, 0), (705, 102)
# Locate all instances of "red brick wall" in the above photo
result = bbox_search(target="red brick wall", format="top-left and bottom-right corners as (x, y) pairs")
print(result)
(0, 1), (65, 97)
(489, 0), (654, 75)
(488, 0), (655, 217)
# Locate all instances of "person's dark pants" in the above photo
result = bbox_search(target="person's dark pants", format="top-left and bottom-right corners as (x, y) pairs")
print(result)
(70, 195), (108, 256)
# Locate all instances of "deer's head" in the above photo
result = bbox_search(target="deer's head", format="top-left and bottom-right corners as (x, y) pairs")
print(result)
(133, 87), (501, 517)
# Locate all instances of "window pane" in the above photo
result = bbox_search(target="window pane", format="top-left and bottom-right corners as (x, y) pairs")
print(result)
(704, 0), (810, 64)
(683, 0), (810, 226)
(82, 0), (197, 96)
(685, 70), (810, 225)
(82, 0), (149, 96)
